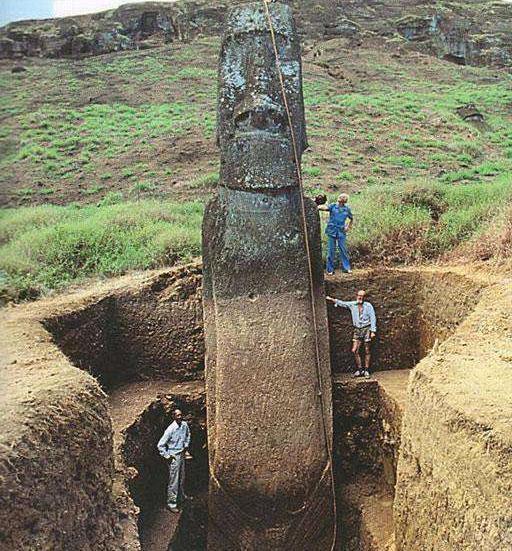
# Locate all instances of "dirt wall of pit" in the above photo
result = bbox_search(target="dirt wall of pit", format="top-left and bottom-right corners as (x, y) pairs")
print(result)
(1, 262), (505, 550)
(114, 384), (208, 550)
(0, 315), (130, 550)
(44, 264), (203, 390)
(122, 387), (208, 525)
(326, 269), (482, 373)
(0, 264), (203, 550)
(43, 265), (483, 390)
(333, 371), (408, 490)
(395, 280), (512, 550)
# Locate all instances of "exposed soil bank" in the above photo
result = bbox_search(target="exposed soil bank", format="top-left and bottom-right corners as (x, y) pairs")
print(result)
(0, 264), (204, 551)
(43, 265), (482, 389)
(1, 263), (507, 550)
(326, 269), (483, 373)
(44, 264), (203, 390)
(0, 322), (125, 550)
(395, 281), (512, 550)
(334, 372), (409, 551)
(333, 371), (409, 489)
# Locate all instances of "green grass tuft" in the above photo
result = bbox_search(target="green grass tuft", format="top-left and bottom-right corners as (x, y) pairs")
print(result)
(0, 200), (203, 301)
(190, 171), (219, 188)
(343, 175), (512, 262)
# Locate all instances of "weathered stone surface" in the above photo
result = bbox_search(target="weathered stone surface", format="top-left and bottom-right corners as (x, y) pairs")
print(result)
(456, 103), (484, 122)
(0, 1), (226, 60)
(395, 9), (512, 67)
(0, 1), (510, 69)
(202, 3), (335, 549)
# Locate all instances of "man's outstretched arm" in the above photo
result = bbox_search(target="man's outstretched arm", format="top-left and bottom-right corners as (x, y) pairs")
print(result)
(326, 296), (352, 308)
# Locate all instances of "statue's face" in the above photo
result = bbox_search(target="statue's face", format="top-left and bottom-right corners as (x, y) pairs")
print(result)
(218, 3), (307, 191)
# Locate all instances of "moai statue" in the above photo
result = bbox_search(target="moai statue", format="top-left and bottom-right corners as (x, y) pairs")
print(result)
(202, 2), (335, 549)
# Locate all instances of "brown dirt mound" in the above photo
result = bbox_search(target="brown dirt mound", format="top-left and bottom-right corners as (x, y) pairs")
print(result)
(0, 263), (203, 550)
(395, 277), (512, 550)
(1, 262), (508, 550)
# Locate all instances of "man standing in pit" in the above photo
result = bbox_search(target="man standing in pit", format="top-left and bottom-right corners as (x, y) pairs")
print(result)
(317, 193), (354, 275)
(327, 290), (377, 378)
(157, 409), (192, 512)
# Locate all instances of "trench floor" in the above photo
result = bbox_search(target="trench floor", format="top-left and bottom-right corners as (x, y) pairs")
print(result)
(109, 380), (205, 551)
(108, 372), (410, 551)
(333, 369), (410, 406)
(373, 370), (410, 409)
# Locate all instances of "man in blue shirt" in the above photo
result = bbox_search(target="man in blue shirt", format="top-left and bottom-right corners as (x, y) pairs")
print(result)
(318, 193), (354, 275)
(157, 409), (192, 512)
(327, 289), (377, 378)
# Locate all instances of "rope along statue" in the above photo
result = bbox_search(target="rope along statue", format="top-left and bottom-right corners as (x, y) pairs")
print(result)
(202, 2), (337, 548)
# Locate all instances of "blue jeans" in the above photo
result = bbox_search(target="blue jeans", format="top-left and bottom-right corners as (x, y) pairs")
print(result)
(326, 232), (351, 273)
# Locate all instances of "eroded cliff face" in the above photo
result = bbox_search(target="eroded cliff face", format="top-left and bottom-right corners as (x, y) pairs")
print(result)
(0, 2), (226, 60)
(1, 0), (510, 69)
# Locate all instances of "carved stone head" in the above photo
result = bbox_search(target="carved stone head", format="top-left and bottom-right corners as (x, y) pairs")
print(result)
(218, 2), (307, 191)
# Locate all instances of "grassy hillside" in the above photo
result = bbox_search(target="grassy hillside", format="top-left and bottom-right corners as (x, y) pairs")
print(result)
(1, 35), (511, 300)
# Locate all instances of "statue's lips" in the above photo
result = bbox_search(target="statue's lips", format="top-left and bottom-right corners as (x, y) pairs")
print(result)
(231, 130), (292, 150)
(234, 128), (287, 140)
(226, 132), (294, 161)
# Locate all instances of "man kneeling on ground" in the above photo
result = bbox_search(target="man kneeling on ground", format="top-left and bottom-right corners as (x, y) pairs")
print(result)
(327, 290), (377, 378)
(157, 409), (192, 513)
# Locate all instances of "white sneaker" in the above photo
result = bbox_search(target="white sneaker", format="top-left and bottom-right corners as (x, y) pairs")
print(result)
(363, 370), (370, 378)
(167, 504), (180, 513)
(352, 370), (361, 378)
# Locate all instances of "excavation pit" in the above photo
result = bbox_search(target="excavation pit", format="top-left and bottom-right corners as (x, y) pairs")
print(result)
(109, 380), (208, 551)
(2, 264), (503, 551)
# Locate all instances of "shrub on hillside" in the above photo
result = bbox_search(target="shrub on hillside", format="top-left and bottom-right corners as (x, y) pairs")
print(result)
(396, 182), (447, 221)
(342, 175), (512, 264)
(452, 205), (512, 265)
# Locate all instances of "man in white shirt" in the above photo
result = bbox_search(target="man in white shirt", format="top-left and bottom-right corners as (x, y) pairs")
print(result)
(327, 289), (377, 378)
(157, 409), (192, 512)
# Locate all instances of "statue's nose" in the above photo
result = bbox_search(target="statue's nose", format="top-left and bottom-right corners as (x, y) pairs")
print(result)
(234, 94), (285, 133)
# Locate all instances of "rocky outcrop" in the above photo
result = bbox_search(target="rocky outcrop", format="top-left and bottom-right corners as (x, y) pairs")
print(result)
(394, 5), (512, 67)
(0, 1), (226, 59)
(1, 1), (510, 69)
